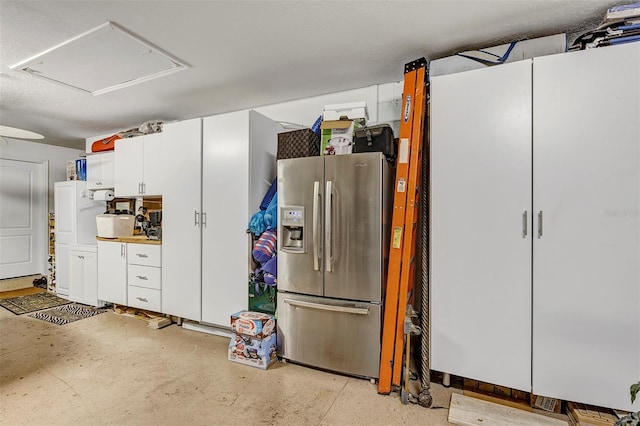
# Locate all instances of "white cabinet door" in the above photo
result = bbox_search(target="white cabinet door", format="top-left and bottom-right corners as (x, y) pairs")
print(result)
(82, 251), (99, 306)
(54, 182), (78, 244)
(202, 111), (281, 327)
(97, 241), (127, 305)
(160, 118), (202, 320)
(68, 247), (100, 306)
(87, 152), (115, 190)
(533, 44), (640, 411)
(114, 136), (144, 197)
(141, 132), (163, 196)
(68, 249), (84, 303)
(55, 243), (70, 296)
(430, 60), (533, 392)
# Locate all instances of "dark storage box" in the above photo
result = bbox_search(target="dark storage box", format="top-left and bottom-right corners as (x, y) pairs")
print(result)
(277, 128), (320, 160)
(353, 124), (396, 160)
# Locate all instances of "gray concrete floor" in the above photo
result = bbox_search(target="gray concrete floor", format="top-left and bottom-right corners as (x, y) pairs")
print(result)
(0, 305), (456, 425)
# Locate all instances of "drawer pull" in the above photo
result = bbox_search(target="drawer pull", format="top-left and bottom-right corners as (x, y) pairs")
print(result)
(136, 297), (148, 302)
(136, 254), (148, 258)
(136, 275), (148, 280)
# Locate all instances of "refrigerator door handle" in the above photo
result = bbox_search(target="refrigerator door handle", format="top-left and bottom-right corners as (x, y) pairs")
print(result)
(325, 180), (333, 272)
(313, 181), (320, 271)
(283, 298), (369, 315)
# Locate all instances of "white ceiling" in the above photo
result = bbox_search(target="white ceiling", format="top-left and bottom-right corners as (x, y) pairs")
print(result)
(0, 0), (624, 149)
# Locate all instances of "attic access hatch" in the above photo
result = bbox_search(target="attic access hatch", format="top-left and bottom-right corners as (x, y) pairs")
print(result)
(9, 21), (188, 96)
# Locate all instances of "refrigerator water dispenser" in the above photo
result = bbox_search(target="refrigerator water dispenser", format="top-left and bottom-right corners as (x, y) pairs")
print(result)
(281, 206), (305, 253)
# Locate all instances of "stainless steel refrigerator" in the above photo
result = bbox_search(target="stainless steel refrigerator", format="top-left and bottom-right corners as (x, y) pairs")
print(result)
(277, 152), (392, 379)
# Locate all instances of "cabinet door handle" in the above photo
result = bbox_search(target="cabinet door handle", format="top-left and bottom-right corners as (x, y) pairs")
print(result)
(121, 243), (126, 257)
(202, 212), (207, 228)
(136, 275), (148, 280)
(142, 182), (146, 194)
(522, 211), (528, 238)
(538, 211), (543, 239)
(194, 211), (200, 227)
(136, 254), (148, 258)
(136, 297), (148, 302)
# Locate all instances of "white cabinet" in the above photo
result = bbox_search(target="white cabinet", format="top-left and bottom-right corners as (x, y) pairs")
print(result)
(97, 241), (127, 305)
(127, 243), (161, 311)
(201, 110), (283, 327)
(430, 43), (640, 411)
(87, 152), (115, 189)
(158, 118), (202, 320)
(114, 133), (164, 197)
(54, 181), (103, 298)
(68, 244), (103, 307)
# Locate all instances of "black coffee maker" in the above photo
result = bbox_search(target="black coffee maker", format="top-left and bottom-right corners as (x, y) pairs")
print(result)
(147, 210), (162, 240)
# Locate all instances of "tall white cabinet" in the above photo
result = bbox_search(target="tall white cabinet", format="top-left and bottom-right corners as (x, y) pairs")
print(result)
(54, 181), (104, 297)
(157, 112), (282, 326)
(201, 110), (283, 327)
(430, 43), (640, 411)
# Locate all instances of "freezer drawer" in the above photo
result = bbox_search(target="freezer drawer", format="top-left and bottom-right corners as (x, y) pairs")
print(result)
(277, 292), (381, 379)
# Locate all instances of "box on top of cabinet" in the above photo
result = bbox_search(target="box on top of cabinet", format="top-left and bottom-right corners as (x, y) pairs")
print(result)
(320, 120), (363, 156)
(230, 310), (275, 339)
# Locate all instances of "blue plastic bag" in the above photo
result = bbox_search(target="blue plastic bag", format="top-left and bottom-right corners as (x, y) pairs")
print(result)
(248, 211), (266, 236)
(263, 193), (278, 230)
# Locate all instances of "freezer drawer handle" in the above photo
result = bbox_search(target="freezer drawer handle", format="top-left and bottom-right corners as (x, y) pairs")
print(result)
(313, 181), (320, 271)
(283, 298), (369, 315)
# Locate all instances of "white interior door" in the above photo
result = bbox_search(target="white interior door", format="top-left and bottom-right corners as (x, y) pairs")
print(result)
(533, 43), (640, 411)
(0, 159), (47, 279)
(430, 60), (533, 392)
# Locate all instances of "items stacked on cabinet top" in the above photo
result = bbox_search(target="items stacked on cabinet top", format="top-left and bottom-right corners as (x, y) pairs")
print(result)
(228, 310), (277, 370)
(571, 2), (640, 50)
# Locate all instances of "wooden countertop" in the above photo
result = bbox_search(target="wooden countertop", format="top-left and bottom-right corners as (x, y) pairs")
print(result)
(96, 235), (162, 245)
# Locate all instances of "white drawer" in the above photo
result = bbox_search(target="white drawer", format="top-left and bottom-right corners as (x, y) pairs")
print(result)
(128, 265), (161, 290)
(127, 285), (161, 311)
(127, 243), (161, 267)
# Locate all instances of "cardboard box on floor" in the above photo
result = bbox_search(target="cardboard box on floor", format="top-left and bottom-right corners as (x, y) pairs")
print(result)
(228, 332), (277, 370)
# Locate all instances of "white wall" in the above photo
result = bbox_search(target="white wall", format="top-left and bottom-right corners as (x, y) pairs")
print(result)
(85, 81), (405, 152)
(254, 82), (404, 135)
(0, 139), (83, 211)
